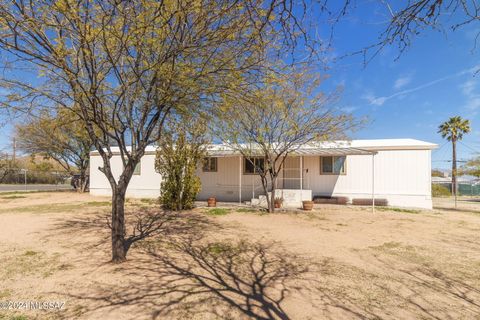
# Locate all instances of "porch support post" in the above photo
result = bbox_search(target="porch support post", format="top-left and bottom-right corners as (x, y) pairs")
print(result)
(239, 155), (242, 203)
(300, 156), (303, 190)
(372, 152), (376, 213)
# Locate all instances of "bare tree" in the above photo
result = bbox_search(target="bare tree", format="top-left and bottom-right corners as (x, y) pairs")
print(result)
(214, 70), (360, 212)
(0, 0), (326, 262)
(357, 1), (480, 62)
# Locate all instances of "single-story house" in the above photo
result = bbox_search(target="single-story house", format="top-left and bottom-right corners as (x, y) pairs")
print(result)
(90, 138), (437, 209)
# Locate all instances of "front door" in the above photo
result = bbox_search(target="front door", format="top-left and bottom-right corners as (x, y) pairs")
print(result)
(282, 157), (301, 189)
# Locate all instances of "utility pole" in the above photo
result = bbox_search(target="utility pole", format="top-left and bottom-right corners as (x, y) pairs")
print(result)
(12, 137), (16, 164)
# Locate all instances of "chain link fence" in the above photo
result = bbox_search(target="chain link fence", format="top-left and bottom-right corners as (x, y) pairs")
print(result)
(433, 182), (480, 196)
(0, 169), (71, 185)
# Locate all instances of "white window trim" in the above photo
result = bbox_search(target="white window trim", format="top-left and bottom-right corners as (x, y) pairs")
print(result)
(320, 156), (346, 175)
(133, 161), (141, 175)
(243, 156), (265, 175)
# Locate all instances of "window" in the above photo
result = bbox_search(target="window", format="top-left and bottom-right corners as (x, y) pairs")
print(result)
(133, 161), (141, 175)
(320, 156), (346, 174)
(244, 157), (265, 174)
(202, 157), (217, 172)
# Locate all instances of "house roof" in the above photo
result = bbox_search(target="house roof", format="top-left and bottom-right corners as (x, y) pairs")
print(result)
(204, 139), (437, 157)
(90, 139), (437, 156)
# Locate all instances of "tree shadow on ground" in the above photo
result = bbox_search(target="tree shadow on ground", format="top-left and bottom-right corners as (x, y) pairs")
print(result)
(50, 208), (480, 319)
(51, 207), (212, 252)
(63, 230), (326, 319)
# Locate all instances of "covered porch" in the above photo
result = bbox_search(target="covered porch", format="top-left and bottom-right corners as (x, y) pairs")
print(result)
(198, 143), (377, 209)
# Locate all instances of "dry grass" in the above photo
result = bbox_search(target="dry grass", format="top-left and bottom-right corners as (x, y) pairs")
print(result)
(0, 192), (480, 319)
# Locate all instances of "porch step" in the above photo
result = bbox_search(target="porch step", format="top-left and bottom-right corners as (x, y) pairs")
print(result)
(251, 195), (268, 207)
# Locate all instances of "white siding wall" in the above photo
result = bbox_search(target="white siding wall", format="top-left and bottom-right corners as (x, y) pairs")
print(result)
(90, 149), (433, 209)
(304, 149), (432, 209)
(89, 153), (162, 198)
(196, 156), (264, 202)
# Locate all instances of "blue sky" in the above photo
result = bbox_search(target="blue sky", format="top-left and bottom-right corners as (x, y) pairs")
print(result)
(321, 4), (480, 170)
(0, 3), (479, 170)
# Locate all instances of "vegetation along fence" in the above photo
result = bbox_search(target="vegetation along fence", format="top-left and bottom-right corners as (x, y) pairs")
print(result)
(0, 169), (70, 185)
(432, 182), (480, 196)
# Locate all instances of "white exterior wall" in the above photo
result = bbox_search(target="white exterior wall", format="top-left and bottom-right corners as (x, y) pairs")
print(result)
(196, 156), (264, 202)
(304, 149), (432, 209)
(89, 147), (433, 209)
(89, 153), (162, 198)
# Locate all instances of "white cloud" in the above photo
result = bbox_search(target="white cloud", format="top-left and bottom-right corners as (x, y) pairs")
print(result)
(461, 79), (477, 96)
(460, 78), (480, 110)
(364, 65), (480, 107)
(362, 93), (387, 106)
(465, 97), (480, 110)
(340, 106), (357, 113)
(393, 75), (412, 90)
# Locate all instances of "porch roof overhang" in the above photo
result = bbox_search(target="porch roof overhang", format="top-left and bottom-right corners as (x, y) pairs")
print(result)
(205, 145), (377, 157)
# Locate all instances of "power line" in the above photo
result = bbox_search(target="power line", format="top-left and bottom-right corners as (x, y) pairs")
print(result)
(459, 141), (480, 155)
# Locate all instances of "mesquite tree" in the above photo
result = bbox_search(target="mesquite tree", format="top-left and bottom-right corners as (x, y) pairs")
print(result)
(15, 108), (93, 192)
(214, 70), (360, 212)
(0, 0), (325, 262)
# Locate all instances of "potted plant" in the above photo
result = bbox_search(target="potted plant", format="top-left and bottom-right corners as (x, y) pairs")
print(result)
(274, 197), (283, 208)
(207, 197), (216, 207)
(302, 200), (314, 211)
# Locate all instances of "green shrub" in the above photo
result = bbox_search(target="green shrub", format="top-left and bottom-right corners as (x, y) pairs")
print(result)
(432, 184), (451, 197)
(155, 116), (207, 211)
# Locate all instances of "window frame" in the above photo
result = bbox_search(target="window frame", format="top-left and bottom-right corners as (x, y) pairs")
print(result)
(133, 161), (141, 175)
(202, 157), (218, 172)
(243, 157), (265, 175)
(320, 156), (346, 175)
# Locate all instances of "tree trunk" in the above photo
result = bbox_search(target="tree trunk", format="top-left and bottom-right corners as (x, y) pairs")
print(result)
(270, 176), (277, 213)
(111, 187), (127, 263)
(78, 169), (88, 193)
(452, 139), (457, 196)
(259, 174), (272, 212)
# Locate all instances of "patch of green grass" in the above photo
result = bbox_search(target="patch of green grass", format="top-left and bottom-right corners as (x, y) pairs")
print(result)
(139, 198), (157, 205)
(0, 189), (72, 196)
(206, 241), (244, 257)
(302, 212), (327, 221)
(83, 201), (111, 207)
(0, 289), (11, 299)
(1, 250), (61, 279)
(0, 315), (29, 320)
(1, 201), (111, 214)
(377, 207), (420, 214)
(0, 195), (27, 199)
(205, 208), (230, 216)
(373, 241), (403, 250)
(207, 242), (230, 255)
(369, 242), (431, 265)
(236, 208), (260, 213)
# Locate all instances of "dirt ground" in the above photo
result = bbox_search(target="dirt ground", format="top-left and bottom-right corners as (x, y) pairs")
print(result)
(0, 192), (479, 320)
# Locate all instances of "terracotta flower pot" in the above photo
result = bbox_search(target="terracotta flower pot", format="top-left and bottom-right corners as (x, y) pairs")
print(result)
(274, 202), (281, 208)
(302, 200), (314, 211)
(207, 197), (216, 207)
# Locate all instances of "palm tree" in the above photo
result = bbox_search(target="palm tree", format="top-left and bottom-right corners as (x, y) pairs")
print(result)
(438, 116), (471, 196)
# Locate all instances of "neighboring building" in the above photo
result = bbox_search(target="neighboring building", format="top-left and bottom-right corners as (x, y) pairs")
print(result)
(90, 139), (437, 209)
